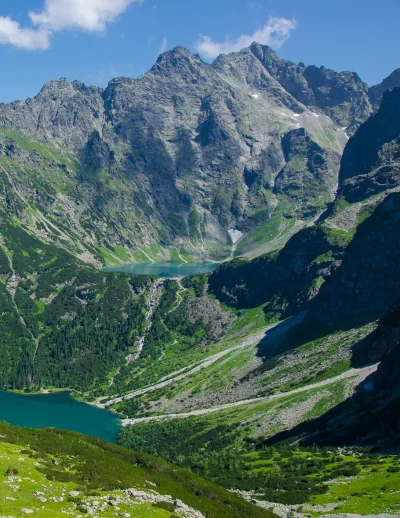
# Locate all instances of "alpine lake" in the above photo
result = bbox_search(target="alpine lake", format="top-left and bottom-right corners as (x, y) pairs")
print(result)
(0, 391), (120, 442)
(104, 261), (220, 277)
(0, 262), (219, 442)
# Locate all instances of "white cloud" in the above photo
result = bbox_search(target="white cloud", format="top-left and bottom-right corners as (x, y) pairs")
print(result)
(159, 35), (168, 54)
(195, 17), (297, 59)
(0, 17), (50, 50)
(0, 0), (140, 50)
(30, 0), (136, 32)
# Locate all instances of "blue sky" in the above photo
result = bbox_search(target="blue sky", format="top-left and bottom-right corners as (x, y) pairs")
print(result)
(0, 0), (398, 103)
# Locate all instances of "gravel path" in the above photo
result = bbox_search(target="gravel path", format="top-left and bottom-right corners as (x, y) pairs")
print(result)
(98, 320), (287, 408)
(121, 363), (378, 426)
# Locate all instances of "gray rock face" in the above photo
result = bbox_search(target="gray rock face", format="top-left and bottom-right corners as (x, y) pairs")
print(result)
(274, 128), (341, 217)
(0, 79), (104, 150)
(101, 46), (344, 231)
(245, 43), (373, 135)
(0, 44), (396, 264)
(183, 296), (232, 343)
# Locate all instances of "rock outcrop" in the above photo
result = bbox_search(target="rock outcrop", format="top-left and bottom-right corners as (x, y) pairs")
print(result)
(244, 43), (373, 134)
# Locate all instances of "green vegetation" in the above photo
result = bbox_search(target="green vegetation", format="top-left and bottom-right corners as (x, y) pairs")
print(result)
(0, 422), (273, 518)
(104, 283), (234, 405)
(0, 128), (77, 170)
(119, 376), (358, 467)
(189, 209), (203, 242)
(120, 420), (400, 514)
(236, 202), (299, 258)
(322, 223), (356, 247)
(0, 207), (153, 394)
(34, 271), (148, 392)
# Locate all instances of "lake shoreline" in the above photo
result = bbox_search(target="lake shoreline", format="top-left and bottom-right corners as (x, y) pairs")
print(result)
(8, 387), (72, 397)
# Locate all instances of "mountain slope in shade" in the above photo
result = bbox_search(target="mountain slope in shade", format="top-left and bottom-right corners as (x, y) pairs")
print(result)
(369, 68), (400, 108)
(339, 87), (400, 190)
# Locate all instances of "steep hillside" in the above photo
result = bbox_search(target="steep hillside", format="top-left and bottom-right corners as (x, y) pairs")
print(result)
(262, 301), (400, 450)
(0, 202), (233, 396)
(0, 207), (153, 391)
(339, 87), (400, 187)
(0, 422), (273, 518)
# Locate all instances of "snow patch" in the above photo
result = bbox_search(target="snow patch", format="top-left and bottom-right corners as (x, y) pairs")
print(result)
(228, 229), (243, 244)
(312, 112), (319, 118)
(292, 113), (301, 118)
(252, 93), (260, 99)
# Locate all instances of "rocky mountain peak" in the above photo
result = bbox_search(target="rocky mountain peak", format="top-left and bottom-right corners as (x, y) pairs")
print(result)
(150, 45), (205, 77)
(246, 42), (373, 133)
(39, 77), (73, 92)
(36, 78), (103, 100)
(0, 75), (105, 150)
(0, 43), (398, 266)
(249, 41), (292, 68)
(105, 76), (135, 92)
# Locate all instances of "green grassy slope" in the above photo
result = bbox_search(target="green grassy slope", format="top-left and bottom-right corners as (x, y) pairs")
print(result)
(0, 422), (274, 518)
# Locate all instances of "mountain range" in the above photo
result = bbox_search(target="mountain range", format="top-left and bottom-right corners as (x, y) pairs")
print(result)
(1, 43), (398, 265)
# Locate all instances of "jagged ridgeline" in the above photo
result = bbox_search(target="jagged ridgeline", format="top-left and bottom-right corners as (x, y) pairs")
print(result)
(1, 43), (398, 266)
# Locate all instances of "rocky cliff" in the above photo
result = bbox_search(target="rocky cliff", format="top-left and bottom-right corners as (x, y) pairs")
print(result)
(239, 43), (373, 134)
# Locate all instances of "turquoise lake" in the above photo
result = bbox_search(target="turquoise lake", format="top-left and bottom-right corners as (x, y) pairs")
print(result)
(104, 261), (220, 277)
(0, 391), (121, 443)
